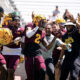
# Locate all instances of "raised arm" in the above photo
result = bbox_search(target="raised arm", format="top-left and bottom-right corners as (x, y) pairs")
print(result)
(68, 14), (80, 33)
(26, 26), (39, 38)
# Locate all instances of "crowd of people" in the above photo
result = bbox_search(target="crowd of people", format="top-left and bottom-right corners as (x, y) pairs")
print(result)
(0, 5), (80, 80)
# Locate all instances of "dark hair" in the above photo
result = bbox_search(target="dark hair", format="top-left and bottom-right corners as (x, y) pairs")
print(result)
(0, 6), (4, 13)
(56, 6), (58, 8)
(12, 16), (20, 21)
(50, 22), (56, 26)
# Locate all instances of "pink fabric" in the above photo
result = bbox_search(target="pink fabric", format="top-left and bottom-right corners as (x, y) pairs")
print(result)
(34, 56), (46, 70)
(41, 30), (46, 38)
(25, 56), (46, 80)
(18, 27), (24, 31)
(61, 28), (67, 35)
(0, 54), (6, 65)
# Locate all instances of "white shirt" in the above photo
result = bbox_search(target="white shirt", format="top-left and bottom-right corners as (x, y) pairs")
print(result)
(2, 46), (22, 55)
(41, 34), (64, 59)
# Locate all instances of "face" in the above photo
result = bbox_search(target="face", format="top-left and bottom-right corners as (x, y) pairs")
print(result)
(13, 19), (20, 27)
(59, 24), (64, 30)
(66, 25), (74, 33)
(52, 24), (58, 34)
(56, 7), (58, 10)
(38, 19), (47, 27)
(13, 19), (20, 30)
(45, 25), (52, 36)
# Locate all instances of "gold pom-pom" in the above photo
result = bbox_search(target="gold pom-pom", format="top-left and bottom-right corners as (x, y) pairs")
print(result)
(0, 28), (13, 45)
(33, 14), (46, 26)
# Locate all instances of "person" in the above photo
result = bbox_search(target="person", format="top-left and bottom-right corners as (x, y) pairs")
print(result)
(51, 21), (61, 38)
(41, 24), (68, 80)
(77, 13), (80, 23)
(0, 6), (7, 80)
(50, 6), (60, 21)
(2, 16), (24, 80)
(53, 6), (60, 17)
(60, 16), (80, 80)
(23, 14), (47, 80)
(51, 22), (62, 80)
(56, 18), (67, 36)
(12, 8), (20, 17)
(63, 9), (71, 21)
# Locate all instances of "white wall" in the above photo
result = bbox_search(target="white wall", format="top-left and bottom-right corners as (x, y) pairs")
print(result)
(0, 0), (14, 14)
(13, 0), (80, 23)
(0, 0), (80, 23)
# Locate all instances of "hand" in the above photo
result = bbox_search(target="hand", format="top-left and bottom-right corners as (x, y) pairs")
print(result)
(61, 43), (71, 50)
(68, 14), (75, 22)
(14, 37), (22, 44)
(66, 43), (72, 52)
(57, 47), (62, 50)
(68, 43), (71, 48)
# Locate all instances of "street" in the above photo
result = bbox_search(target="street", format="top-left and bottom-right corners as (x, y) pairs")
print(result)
(15, 61), (27, 80)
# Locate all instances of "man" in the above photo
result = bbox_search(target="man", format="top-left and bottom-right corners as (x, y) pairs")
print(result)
(60, 20), (80, 80)
(41, 24), (67, 80)
(2, 16), (24, 80)
(51, 22), (62, 80)
(0, 6), (7, 80)
(23, 14), (46, 80)
(53, 6), (60, 16)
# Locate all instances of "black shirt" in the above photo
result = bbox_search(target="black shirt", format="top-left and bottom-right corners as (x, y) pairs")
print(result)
(62, 29), (80, 60)
(23, 24), (42, 57)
